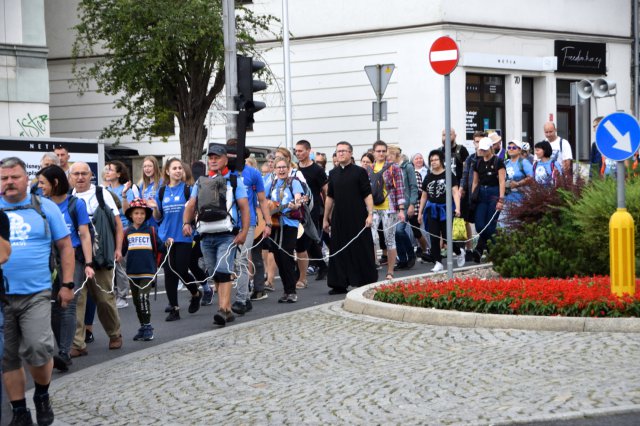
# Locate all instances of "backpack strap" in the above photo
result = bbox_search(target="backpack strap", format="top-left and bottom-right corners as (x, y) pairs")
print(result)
(95, 185), (106, 209)
(157, 185), (166, 212)
(67, 195), (79, 232)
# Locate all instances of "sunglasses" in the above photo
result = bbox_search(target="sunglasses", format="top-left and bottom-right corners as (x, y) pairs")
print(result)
(507, 146), (520, 150)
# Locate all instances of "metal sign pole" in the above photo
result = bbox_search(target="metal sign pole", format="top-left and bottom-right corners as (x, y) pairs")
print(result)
(444, 74), (453, 279)
(377, 64), (382, 141)
(222, 0), (238, 141)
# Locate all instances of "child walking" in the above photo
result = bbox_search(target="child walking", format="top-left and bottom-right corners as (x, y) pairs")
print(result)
(122, 198), (164, 341)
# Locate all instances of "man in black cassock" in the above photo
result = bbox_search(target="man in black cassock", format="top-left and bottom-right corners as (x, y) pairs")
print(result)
(323, 141), (377, 294)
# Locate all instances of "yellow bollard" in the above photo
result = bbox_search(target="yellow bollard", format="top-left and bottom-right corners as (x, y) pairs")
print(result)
(610, 208), (636, 296)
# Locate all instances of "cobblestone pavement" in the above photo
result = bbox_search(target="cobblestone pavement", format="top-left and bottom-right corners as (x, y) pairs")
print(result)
(50, 302), (640, 425)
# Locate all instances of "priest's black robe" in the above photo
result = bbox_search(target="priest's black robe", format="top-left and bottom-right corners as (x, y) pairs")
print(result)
(327, 163), (378, 290)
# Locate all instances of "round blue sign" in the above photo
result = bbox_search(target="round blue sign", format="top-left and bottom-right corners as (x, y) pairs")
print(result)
(595, 112), (640, 162)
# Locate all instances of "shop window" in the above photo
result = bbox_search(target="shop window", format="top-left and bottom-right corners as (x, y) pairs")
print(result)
(465, 74), (506, 142)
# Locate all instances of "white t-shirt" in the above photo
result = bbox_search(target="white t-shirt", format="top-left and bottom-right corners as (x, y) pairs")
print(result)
(547, 137), (573, 163)
(73, 184), (120, 218)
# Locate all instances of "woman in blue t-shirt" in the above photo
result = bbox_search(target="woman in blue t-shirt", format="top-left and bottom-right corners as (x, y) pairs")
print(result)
(501, 141), (534, 227)
(138, 156), (163, 227)
(533, 140), (563, 186)
(148, 158), (202, 321)
(266, 156), (304, 303)
(37, 165), (95, 371)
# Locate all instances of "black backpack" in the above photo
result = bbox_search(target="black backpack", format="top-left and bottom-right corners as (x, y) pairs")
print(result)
(368, 163), (392, 206)
(92, 186), (117, 269)
(196, 174), (238, 224)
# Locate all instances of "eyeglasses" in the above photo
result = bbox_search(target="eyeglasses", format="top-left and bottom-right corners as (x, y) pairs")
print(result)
(507, 146), (520, 150)
(70, 172), (90, 177)
(336, 149), (350, 154)
(275, 166), (288, 170)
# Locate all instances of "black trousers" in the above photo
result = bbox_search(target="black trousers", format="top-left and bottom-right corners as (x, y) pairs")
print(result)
(270, 225), (299, 295)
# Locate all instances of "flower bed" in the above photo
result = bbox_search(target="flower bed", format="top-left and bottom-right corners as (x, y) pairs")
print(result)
(373, 276), (640, 317)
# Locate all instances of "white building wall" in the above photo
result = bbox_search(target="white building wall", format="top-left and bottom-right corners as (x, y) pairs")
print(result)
(44, 0), (634, 162)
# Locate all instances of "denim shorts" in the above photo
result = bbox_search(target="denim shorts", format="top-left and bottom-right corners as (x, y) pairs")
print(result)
(200, 232), (237, 277)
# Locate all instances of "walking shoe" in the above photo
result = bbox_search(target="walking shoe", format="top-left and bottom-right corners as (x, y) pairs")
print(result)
(394, 261), (408, 271)
(406, 256), (416, 269)
(53, 354), (72, 373)
(116, 297), (129, 309)
(306, 265), (318, 275)
(231, 301), (247, 315)
(142, 324), (154, 341)
(109, 335), (123, 350)
(328, 288), (348, 295)
(69, 347), (88, 358)
(164, 304), (173, 313)
(315, 266), (328, 281)
(213, 309), (235, 326)
(431, 261), (444, 272)
(133, 326), (145, 341)
(245, 299), (253, 312)
(264, 282), (275, 292)
(250, 290), (268, 301)
(201, 289), (214, 306)
(84, 330), (94, 344)
(457, 251), (466, 268)
(278, 294), (289, 303)
(188, 291), (202, 314)
(286, 293), (298, 303)
(165, 308), (180, 322)
(9, 407), (34, 426)
(33, 393), (54, 426)
(420, 251), (434, 263)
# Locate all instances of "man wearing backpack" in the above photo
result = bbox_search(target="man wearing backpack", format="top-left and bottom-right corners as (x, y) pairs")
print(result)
(370, 140), (406, 280)
(0, 157), (75, 426)
(439, 128), (469, 178)
(69, 162), (124, 356)
(183, 144), (250, 326)
(544, 121), (573, 174)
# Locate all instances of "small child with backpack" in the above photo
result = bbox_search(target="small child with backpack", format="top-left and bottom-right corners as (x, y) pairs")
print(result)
(122, 198), (164, 341)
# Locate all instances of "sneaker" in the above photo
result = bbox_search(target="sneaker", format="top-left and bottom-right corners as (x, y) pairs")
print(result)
(457, 251), (466, 268)
(9, 408), (33, 426)
(33, 393), (54, 426)
(278, 294), (289, 303)
(231, 301), (247, 315)
(142, 324), (154, 341)
(245, 299), (253, 312)
(420, 251), (434, 263)
(307, 265), (318, 275)
(84, 329), (94, 344)
(116, 297), (129, 309)
(201, 290), (214, 306)
(287, 293), (298, 303)
(188, 291), (202, 314)
(431, 261), (444, 272)
(213, 309), (235, 326)
(53, 354), (72, 372)
(264, 283), (275, 292)
(133, 326), (145, 341)
(165, 308), (180, 322)
(250, 290), (268, 301)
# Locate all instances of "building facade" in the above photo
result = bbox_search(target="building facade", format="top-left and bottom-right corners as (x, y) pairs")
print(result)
(43, 0), (636, 164)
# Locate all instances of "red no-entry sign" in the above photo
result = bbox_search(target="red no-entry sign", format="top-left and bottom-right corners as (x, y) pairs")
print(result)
(429, 36), (459, 75)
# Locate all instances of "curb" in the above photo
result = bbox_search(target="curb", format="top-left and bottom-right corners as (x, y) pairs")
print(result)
(343, 266), (640, 333)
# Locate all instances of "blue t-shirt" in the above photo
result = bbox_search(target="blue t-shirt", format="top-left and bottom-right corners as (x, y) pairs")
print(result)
(1, 195), (71, 294)
(55, 196), (91, 248)
(534, 160), (562, 185)
(140, 180), (163, 228)
(266, 178), (303, 228)
(155, 181), (192, 244)
(505, 158), (533, 203)
(241, 166), (265, 227)
(191, 171), (248, 228)
(107, 183), (136, 228)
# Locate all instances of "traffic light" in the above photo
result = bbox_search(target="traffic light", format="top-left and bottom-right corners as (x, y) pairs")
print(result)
(236, 55), (266, 131)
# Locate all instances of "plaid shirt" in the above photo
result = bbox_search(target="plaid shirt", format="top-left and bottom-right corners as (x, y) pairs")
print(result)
(377, 161), (405, 212)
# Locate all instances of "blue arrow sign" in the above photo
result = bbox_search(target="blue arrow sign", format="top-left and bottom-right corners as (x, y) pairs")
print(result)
(595, 112), (640, 161)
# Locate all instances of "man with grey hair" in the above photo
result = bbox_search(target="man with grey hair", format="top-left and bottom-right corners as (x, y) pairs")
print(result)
(0, 157), (75, 425)
(69, 162), (123, 357)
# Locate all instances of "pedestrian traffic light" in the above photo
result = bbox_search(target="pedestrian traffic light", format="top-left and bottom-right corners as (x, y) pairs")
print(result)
(236, 55), (266, 132)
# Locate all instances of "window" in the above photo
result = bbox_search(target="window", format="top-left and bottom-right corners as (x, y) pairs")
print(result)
(465, 74), (506, 142)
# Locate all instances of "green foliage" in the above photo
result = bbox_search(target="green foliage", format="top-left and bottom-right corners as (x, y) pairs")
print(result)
(488, 216), (589, 278)
(72, 0), (277, 163)
(566, 175), (640, 275)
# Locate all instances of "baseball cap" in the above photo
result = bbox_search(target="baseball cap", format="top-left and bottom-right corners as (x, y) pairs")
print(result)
(207, 144), (227, 156)
(478, 137), (493, 151)
(509, 140), (524, 149)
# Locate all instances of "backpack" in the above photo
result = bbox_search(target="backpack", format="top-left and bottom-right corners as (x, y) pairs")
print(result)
(92, 186), (117, 269)
(533, 160), (558, 186)
(368, 163), (392, 206)
(157, 184), (191, 216)
(195, 174), (238, 234)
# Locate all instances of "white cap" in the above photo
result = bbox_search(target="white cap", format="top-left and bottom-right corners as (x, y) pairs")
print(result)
(478, 137), (493, 151)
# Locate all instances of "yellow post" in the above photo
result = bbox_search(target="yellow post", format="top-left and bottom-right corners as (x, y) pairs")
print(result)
(610, 208), (636, 296)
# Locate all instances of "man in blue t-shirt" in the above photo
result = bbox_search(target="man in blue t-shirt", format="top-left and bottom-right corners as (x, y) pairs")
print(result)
(226, 140), (272, 315)
(183, 144), (250, 326)
(0, 157), (75, 426)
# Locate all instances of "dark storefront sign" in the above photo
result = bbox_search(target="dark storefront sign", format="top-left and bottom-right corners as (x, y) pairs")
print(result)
(554, 40), (606, 75)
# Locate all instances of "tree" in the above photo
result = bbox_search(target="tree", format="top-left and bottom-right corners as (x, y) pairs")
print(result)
(72, 0), (276, 165)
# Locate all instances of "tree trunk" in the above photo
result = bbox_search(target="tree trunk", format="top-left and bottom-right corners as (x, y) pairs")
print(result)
(179, 115), (208, 166)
